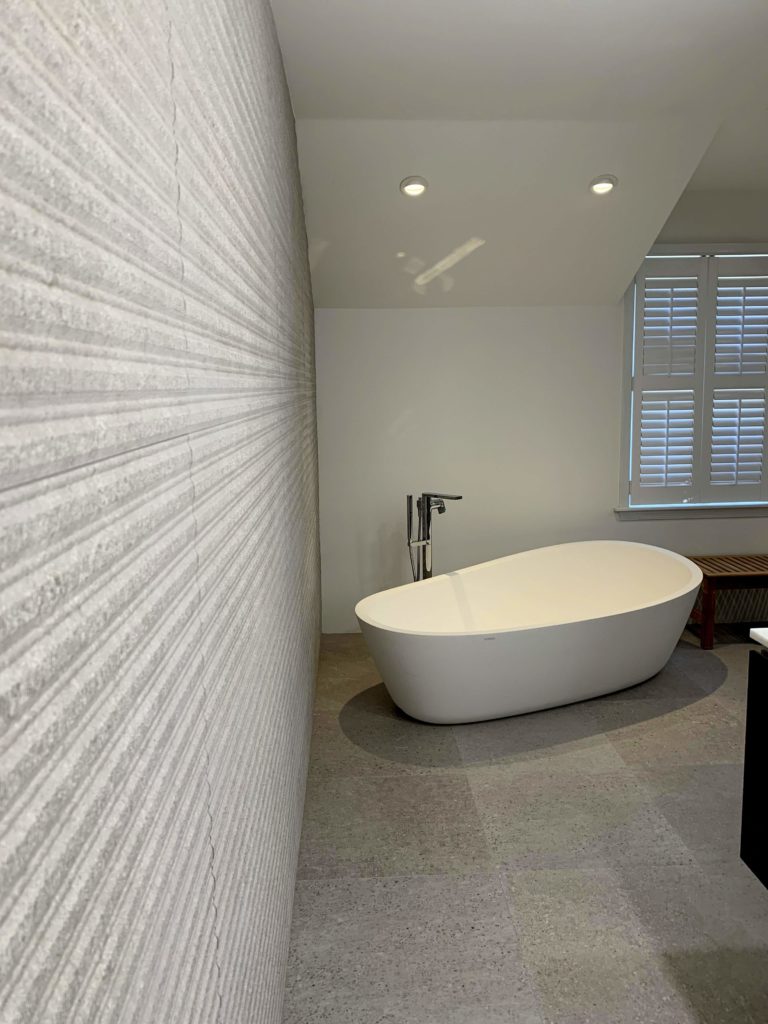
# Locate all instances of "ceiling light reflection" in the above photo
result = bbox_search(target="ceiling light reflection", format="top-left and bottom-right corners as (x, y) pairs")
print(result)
(413, 237), (486, 289)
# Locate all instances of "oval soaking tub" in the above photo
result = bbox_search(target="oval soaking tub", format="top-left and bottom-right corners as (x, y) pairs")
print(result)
(355, 541), (702, 724)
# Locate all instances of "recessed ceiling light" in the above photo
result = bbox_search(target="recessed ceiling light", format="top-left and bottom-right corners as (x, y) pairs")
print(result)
(396, 251), (406, 258)
(399, 176), (428, 197)
(590, 174), (618, 195)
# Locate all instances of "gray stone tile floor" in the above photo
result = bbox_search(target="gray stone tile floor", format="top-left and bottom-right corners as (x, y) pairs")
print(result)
(283, 632), (768, 1024)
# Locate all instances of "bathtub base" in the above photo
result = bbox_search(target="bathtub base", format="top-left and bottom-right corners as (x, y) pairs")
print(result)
(360, 590), (695, 725)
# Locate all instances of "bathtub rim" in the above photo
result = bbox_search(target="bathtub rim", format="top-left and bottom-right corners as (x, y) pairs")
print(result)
(354, 540), (703, 639)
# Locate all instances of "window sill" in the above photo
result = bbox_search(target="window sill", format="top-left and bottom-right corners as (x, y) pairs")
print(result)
(615, 504), (768, 520)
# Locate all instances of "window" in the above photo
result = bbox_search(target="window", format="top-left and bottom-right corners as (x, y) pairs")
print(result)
(625, 253), (768, 509)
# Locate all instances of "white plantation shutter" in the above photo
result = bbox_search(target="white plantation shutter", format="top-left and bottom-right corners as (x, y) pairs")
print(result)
(714, 272), (768, 375)
(641, 278), (698, 376)
(629, 254), (768, 506)
(699, 256), (768, 503)
(630, 257), (705, 505)
(638, 392), (695, 487)
(709, 390), (765, 486)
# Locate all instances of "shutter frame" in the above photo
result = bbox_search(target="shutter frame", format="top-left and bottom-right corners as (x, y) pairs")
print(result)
(628, 254), (768, 507)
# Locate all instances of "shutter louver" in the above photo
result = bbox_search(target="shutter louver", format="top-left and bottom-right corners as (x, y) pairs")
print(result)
(710, 389), (766, 486)
(639, 391), (695, 487)
(641, 277), (698, 376)
(715, 276), (768, 375)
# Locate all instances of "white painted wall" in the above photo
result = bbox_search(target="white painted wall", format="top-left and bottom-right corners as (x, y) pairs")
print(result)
(317, 306), (768, 632)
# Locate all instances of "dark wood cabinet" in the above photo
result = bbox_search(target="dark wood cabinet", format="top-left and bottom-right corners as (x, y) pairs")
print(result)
(741, 649), (768, 889)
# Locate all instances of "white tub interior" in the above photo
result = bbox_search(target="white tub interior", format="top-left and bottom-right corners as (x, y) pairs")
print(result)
(355, 541), (701, 635)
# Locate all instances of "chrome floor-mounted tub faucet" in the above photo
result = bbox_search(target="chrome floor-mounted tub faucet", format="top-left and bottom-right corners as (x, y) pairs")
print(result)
(406, 491), (462, 581)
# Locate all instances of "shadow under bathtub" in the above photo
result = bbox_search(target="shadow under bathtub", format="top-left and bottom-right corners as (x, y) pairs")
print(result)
(337, 647), (729, 768)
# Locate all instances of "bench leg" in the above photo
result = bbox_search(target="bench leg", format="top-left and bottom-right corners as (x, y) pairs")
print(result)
(700, 580), (716, 650)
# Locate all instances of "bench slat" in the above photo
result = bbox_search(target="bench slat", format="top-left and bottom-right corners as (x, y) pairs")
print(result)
(689, 554), (768, 577)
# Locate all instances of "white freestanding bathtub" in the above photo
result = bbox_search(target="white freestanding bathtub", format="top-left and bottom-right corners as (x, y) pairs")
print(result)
(355, 541), (702, 724)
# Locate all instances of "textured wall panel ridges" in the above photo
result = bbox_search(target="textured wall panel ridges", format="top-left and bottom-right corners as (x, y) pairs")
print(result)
(0, 0), (319, 1021)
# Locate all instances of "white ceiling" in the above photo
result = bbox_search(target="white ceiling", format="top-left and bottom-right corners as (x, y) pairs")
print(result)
(298, 118), (715, 308)
(272, 0), (768, 120)
(271, 0), (768, 307)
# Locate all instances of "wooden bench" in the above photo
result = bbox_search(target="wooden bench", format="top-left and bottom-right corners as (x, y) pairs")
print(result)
(688, 555), (768, 650)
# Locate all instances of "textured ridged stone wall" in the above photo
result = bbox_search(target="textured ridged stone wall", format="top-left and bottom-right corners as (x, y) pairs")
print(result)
(0, 2), (319, 1022)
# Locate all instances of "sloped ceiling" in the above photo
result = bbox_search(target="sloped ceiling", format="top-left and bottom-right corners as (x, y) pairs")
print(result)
(687, 108), (768, 191)
(271, 0), (768, 307)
